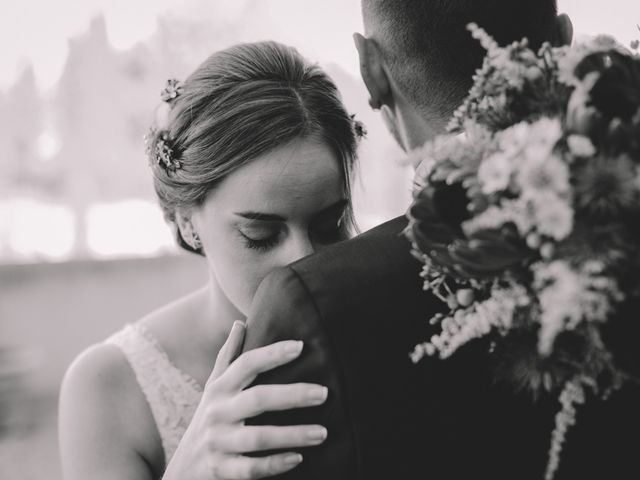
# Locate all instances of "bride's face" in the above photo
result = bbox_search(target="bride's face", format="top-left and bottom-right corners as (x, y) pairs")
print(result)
(191, 137), (348, 315)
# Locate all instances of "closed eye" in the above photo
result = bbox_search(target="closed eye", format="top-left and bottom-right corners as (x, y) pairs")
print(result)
(240, 232), (281, 251)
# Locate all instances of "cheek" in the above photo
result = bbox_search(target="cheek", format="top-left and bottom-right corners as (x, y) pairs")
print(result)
(204, 230), (279, 315)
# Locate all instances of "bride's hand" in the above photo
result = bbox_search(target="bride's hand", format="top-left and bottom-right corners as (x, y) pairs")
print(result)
(164, 321), (328, 480)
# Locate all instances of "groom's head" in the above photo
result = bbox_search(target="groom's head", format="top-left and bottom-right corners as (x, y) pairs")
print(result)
(355, 0), (573, 151)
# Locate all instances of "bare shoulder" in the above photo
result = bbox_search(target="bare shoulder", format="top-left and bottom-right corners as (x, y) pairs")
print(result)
(62, 343), (132, 395)
(59, 344), (161, 480)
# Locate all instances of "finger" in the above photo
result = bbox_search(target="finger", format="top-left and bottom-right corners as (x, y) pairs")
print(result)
(215, 340), (303, 393)
(216, 425), (327, 453)
(209, 321), (246, 384)
(214, 452), (303, 480)
(222, 383), (328, 422)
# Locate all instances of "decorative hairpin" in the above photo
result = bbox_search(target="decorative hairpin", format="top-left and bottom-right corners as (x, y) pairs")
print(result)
(160, 78), (183, 103)
(350, 114), (368, 139)
(144, 78), (184, 174)
(144, 128), (182, 174)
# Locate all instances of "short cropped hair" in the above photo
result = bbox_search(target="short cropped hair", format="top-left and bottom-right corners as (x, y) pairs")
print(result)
(362, 0), (558, 115)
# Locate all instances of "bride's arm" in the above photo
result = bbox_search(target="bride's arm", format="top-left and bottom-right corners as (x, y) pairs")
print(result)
(59, 324), (328, 480)
(59, 344), (157, 480)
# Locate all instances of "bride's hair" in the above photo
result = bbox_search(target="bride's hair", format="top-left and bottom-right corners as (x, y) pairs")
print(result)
(148, 41), (360, 255)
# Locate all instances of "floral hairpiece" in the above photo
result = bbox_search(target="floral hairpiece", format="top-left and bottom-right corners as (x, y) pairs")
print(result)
(145, 78), (184, 174)
(160, 78), (183, 103)
(144, 128), (182, 174)
(350, 114), (368, 139)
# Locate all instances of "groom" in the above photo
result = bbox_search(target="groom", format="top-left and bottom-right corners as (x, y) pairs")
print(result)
(242, 1), (637, 479)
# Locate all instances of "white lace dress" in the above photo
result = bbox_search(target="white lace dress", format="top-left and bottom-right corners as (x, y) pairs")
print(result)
(104, 323), (203, 464)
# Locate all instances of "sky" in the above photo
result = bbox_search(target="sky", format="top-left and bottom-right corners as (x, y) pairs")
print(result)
(0, 0), (363, 91)
(1, 0), (639, 91)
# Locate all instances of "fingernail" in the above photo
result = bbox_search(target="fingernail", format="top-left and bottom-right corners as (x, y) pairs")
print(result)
(283, 453), (303, 467)
(306, 386), (328, 403)
(233, 320), (246, 330)
(306, 427), (327, 442)
(284, 341), (303, 356)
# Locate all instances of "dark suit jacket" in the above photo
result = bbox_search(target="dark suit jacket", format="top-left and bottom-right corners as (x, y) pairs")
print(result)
(242, 216), (640, 479)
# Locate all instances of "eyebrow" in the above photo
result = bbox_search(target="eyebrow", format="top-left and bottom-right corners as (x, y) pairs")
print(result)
(235, 198), (348, 222)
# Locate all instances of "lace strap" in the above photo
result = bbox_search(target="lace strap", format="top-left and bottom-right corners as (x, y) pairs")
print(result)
(105, 324), (203, 463)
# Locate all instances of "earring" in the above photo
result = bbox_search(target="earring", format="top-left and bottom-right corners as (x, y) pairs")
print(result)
(192, 232), (202, 250)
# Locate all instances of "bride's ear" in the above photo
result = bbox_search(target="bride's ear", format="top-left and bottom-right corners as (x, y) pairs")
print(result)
(552, 13), (573, 47)
(353, 33), (391, 110)
(175, 210), (202, 251)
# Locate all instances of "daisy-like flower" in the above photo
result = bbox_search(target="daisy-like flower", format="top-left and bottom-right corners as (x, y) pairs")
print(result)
(574, 154), (640, 216)
(535, 261), (585, 355)
(160, 78), (183, 103)
(534, 260), (619, 356)
(498, 118), (563, 160)
(526, 192), (574, 241)
(517, 153), (570, 196)
(477, 153), (512, 194)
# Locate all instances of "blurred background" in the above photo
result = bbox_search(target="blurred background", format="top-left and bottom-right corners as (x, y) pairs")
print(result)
(0, 0), (638, 477)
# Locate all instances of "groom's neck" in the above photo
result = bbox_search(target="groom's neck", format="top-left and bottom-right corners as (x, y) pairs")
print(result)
(395, 95), (450, 152)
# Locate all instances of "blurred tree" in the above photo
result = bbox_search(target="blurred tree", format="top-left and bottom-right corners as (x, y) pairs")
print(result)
(0, 65), (44, 195)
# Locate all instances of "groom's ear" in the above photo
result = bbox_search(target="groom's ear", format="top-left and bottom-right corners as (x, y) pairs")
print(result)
(353, 33), (391, 110)
(551, 13), (574, 47)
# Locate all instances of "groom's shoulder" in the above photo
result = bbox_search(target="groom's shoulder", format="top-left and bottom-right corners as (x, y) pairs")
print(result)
(254, 215), (438, 324)
(291, 215), (420, 290)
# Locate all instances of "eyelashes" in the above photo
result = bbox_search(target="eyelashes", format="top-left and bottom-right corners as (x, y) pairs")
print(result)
(238, 220), (345, 253)
(240, 232), (281, 252)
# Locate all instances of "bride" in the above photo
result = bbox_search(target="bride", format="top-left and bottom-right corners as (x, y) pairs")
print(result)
(59, 41), (362, 480)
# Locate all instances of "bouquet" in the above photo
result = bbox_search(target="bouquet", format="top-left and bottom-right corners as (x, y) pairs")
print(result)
(405, 25), (640, 480)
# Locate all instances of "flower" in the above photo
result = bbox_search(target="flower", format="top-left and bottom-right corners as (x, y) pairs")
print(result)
(464, 191), (572, 242)
(535, 261), (586, 355)
(160, 78), (183, 103)
(462, 197), (533, 237)
(526, 192), (574, 241)
(517, 153), (570, 196)
(477, 153), (512, 194)
(419, 283), (528, 359)
(406, 27), (640, 480)
(534, 260), (620, 355)
(574, 154), (640, 216)
(145, 129), (182, 174)
(498, 118), (563, 163)
(567, 134), (596, 157)
(545, 378), (588, 480)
